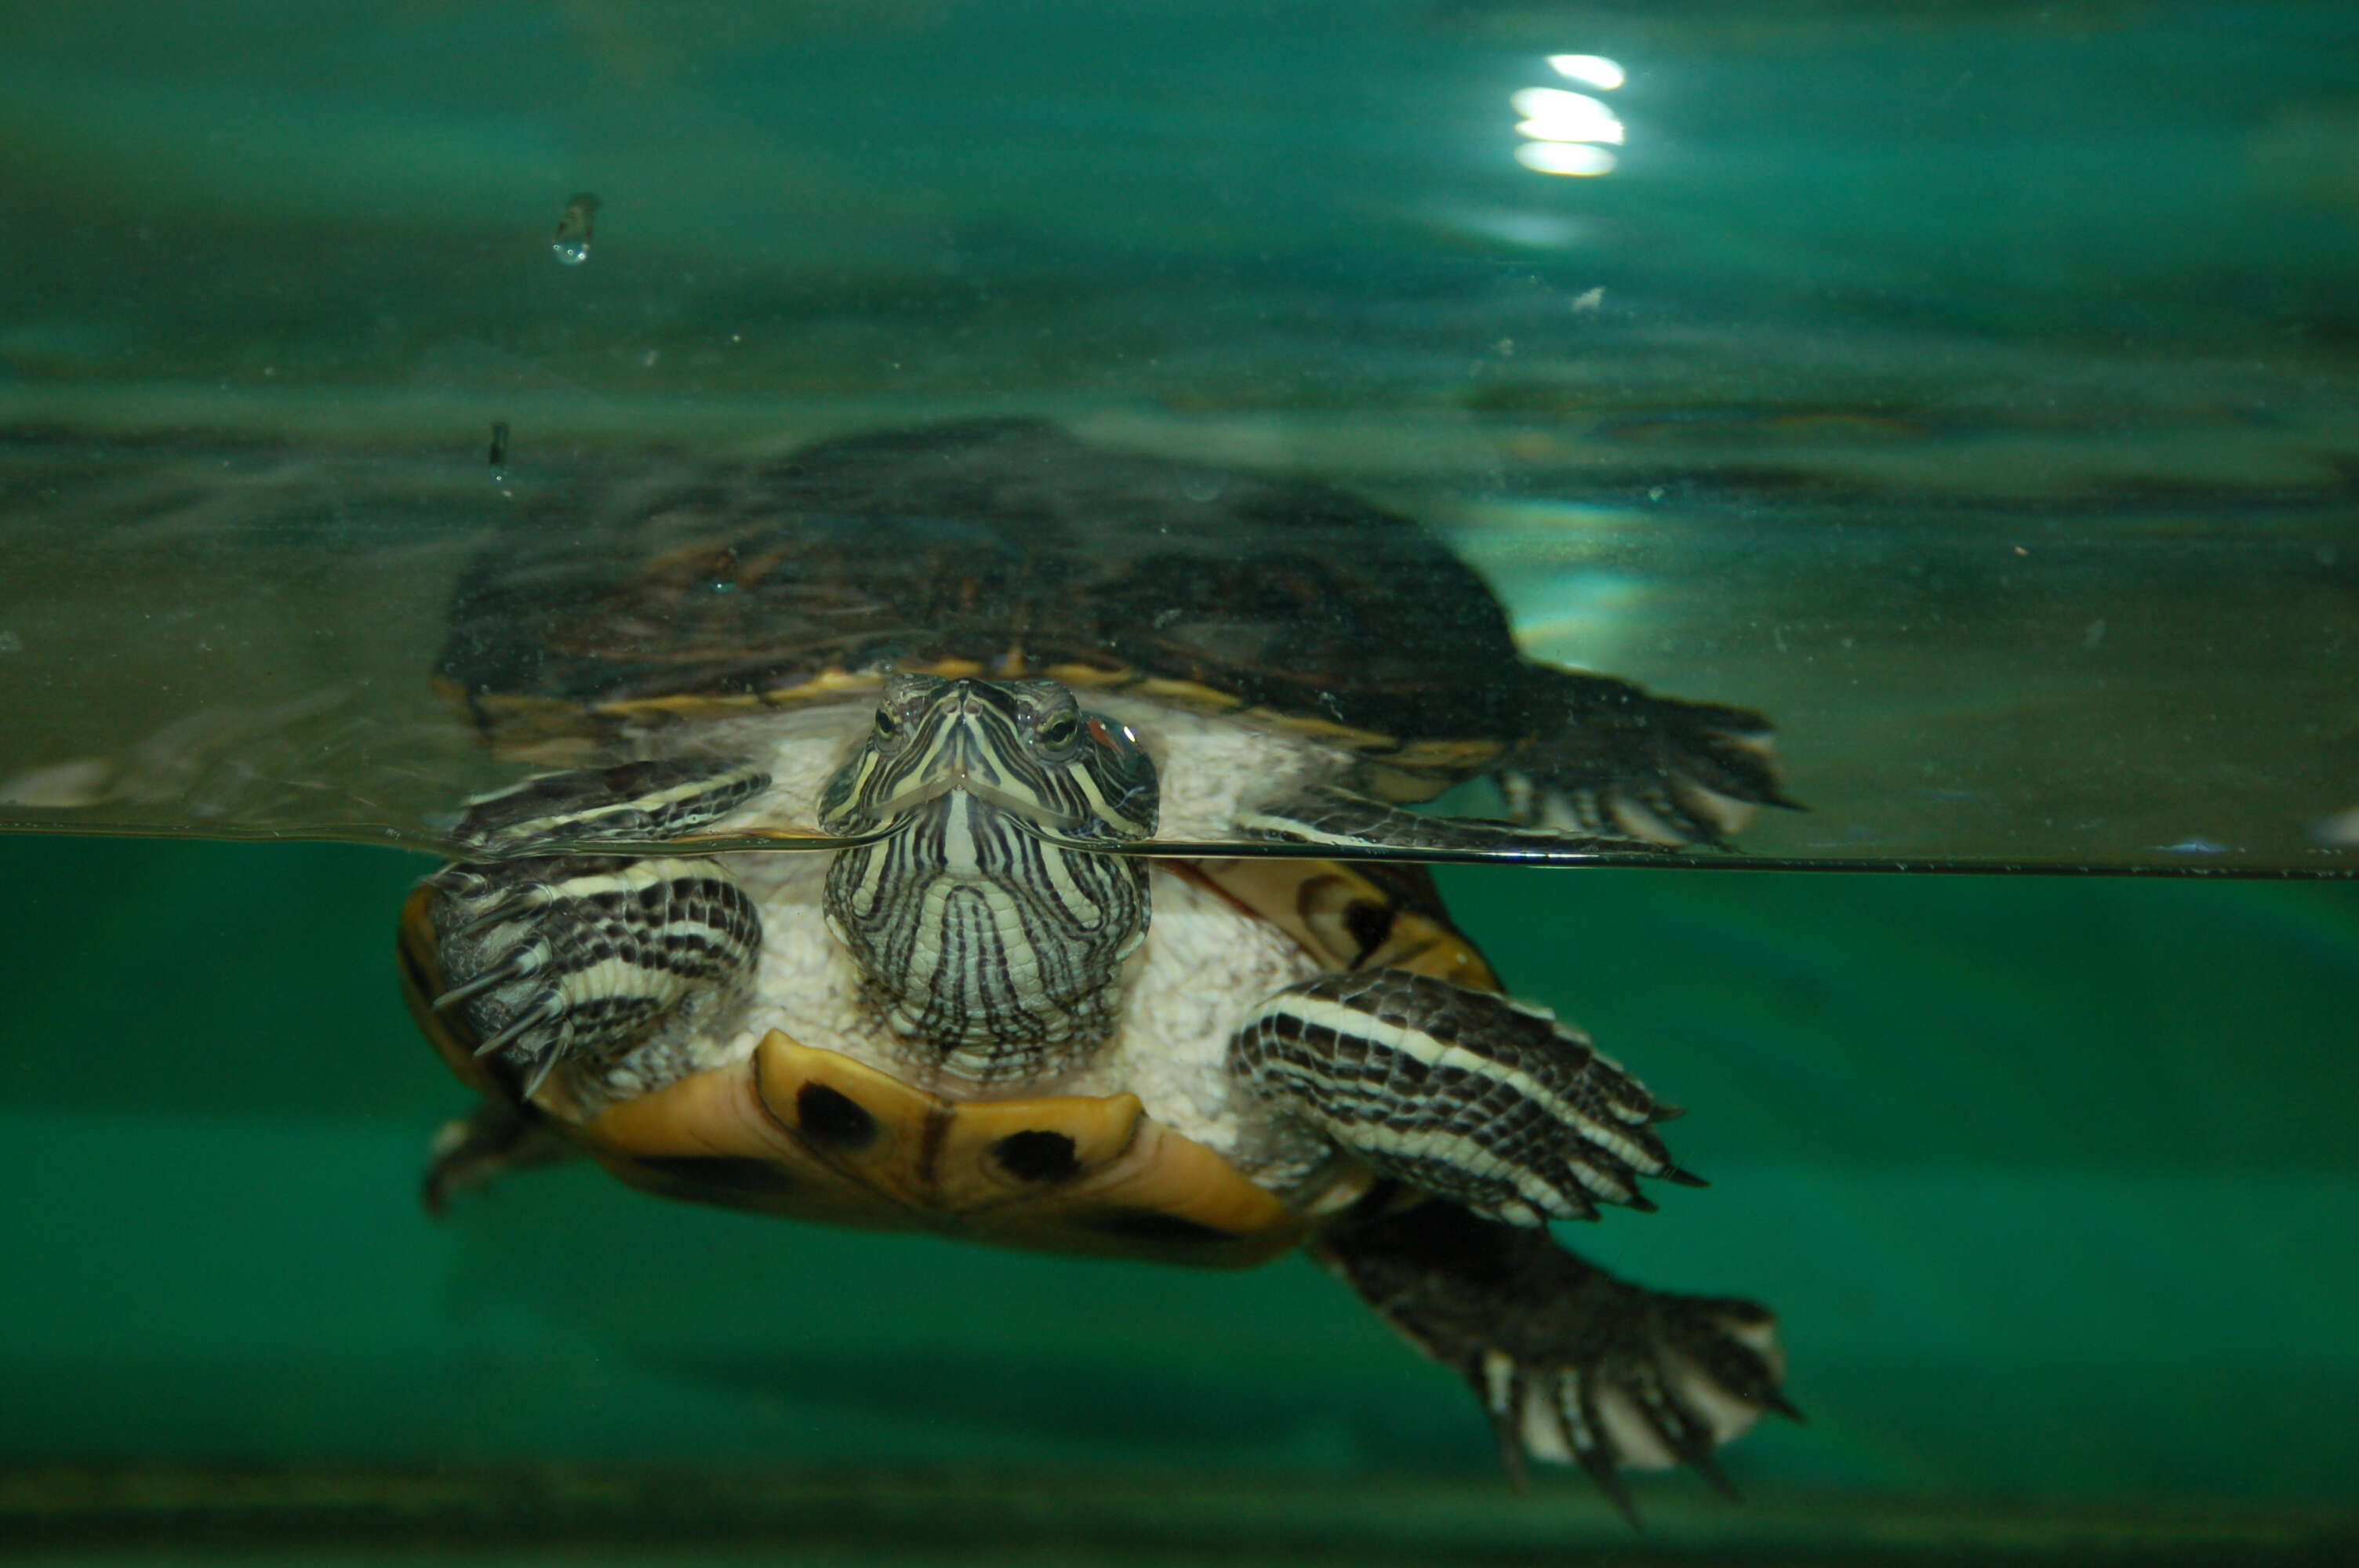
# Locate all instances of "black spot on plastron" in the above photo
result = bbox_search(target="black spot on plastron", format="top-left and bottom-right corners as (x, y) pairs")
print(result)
(636, 1156), (797, 1198)
(1343, 898), (1395, 967)
(1075, 1209), (1235, 1246)
(795, 1082), (878, 1149)
(992, 1130), (1080, 1182)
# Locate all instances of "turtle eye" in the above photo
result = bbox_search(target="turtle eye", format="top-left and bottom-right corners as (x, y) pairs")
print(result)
(1085, 717), (1130, 753)
(1036, 711), (1080, 750)
(872, 709), (901, 741)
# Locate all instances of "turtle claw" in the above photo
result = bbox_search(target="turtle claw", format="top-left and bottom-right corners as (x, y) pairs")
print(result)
(1684, 1442), (1742, 1504)
(423, 852), (759, 1108)
(1474, 1284), (1789, 1513)
(1234, 970), (1690, 1228)
(517, 1039), (565, 1101)
(1315, 1202), (1787, 1525)
(468, 999), (559, 1059)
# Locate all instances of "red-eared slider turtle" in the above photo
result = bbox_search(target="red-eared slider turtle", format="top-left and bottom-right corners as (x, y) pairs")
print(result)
(400, 419), (1797, 1516)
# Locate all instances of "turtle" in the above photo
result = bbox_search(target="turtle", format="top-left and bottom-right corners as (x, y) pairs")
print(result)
(399, 418), (1800, 1517)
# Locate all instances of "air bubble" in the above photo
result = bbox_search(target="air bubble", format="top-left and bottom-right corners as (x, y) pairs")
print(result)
(553, 192), (600, 266)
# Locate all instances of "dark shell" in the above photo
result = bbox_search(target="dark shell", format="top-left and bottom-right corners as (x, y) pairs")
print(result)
(438, 419), (1536, 745)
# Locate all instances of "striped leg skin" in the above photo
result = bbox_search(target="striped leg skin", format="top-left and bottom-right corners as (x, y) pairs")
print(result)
(1314, 1200), (1794, 1523)
(1236, 782), (1668, 858)
(420, 760), (769, 1105)
(444, 757), (770, 857)
(1231, 969), (1699, 1227)
(427, 853), (761, 1103)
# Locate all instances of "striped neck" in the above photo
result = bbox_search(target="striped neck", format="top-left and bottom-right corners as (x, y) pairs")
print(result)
(823, 789), (1150, 1082)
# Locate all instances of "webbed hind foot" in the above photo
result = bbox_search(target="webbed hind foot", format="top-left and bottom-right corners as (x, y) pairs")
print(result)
(1503, 670), (1800, 848)
(420, 1098), (577, 1216)
(1314, 1200), (1794, 1525)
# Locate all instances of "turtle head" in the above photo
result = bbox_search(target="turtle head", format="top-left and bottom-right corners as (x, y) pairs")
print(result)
(820, 675), (1158, 1069)
(820, 675), (1158, 844)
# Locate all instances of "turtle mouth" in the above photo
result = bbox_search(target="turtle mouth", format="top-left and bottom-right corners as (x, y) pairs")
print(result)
(871, 736), (1095, 834)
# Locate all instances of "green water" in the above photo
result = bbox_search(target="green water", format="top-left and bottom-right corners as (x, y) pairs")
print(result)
(5, 0), (2359, 1561)
(3, 837), (2355, 1561)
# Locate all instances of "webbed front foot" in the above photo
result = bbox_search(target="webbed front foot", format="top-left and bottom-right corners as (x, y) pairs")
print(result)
(1232, 969), (1696, 1226)
(1315, 1200), (1794, 1522)
(405, 758), (767, 1107)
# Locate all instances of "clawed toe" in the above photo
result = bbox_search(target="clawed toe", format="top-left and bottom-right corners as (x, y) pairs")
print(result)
(1482, 1290), (1790, 1523)
(1314, 1202), (1790, 1527)
(417, 852), (761, 1106)
(1234, 969), (1692, 1227)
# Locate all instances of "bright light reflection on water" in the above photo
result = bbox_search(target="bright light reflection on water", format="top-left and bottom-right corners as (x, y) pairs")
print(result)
(1514, 142), (1618, 176)
(1547, 53), (1627, 90)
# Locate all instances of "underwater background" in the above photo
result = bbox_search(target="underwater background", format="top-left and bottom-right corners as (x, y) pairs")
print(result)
(4, 0), (2359, 1562)
(3, 841), (2356, 1561)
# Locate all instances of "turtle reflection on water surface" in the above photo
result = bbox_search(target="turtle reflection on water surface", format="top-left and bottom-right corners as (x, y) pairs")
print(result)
(400, 419), (1800, 1519)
